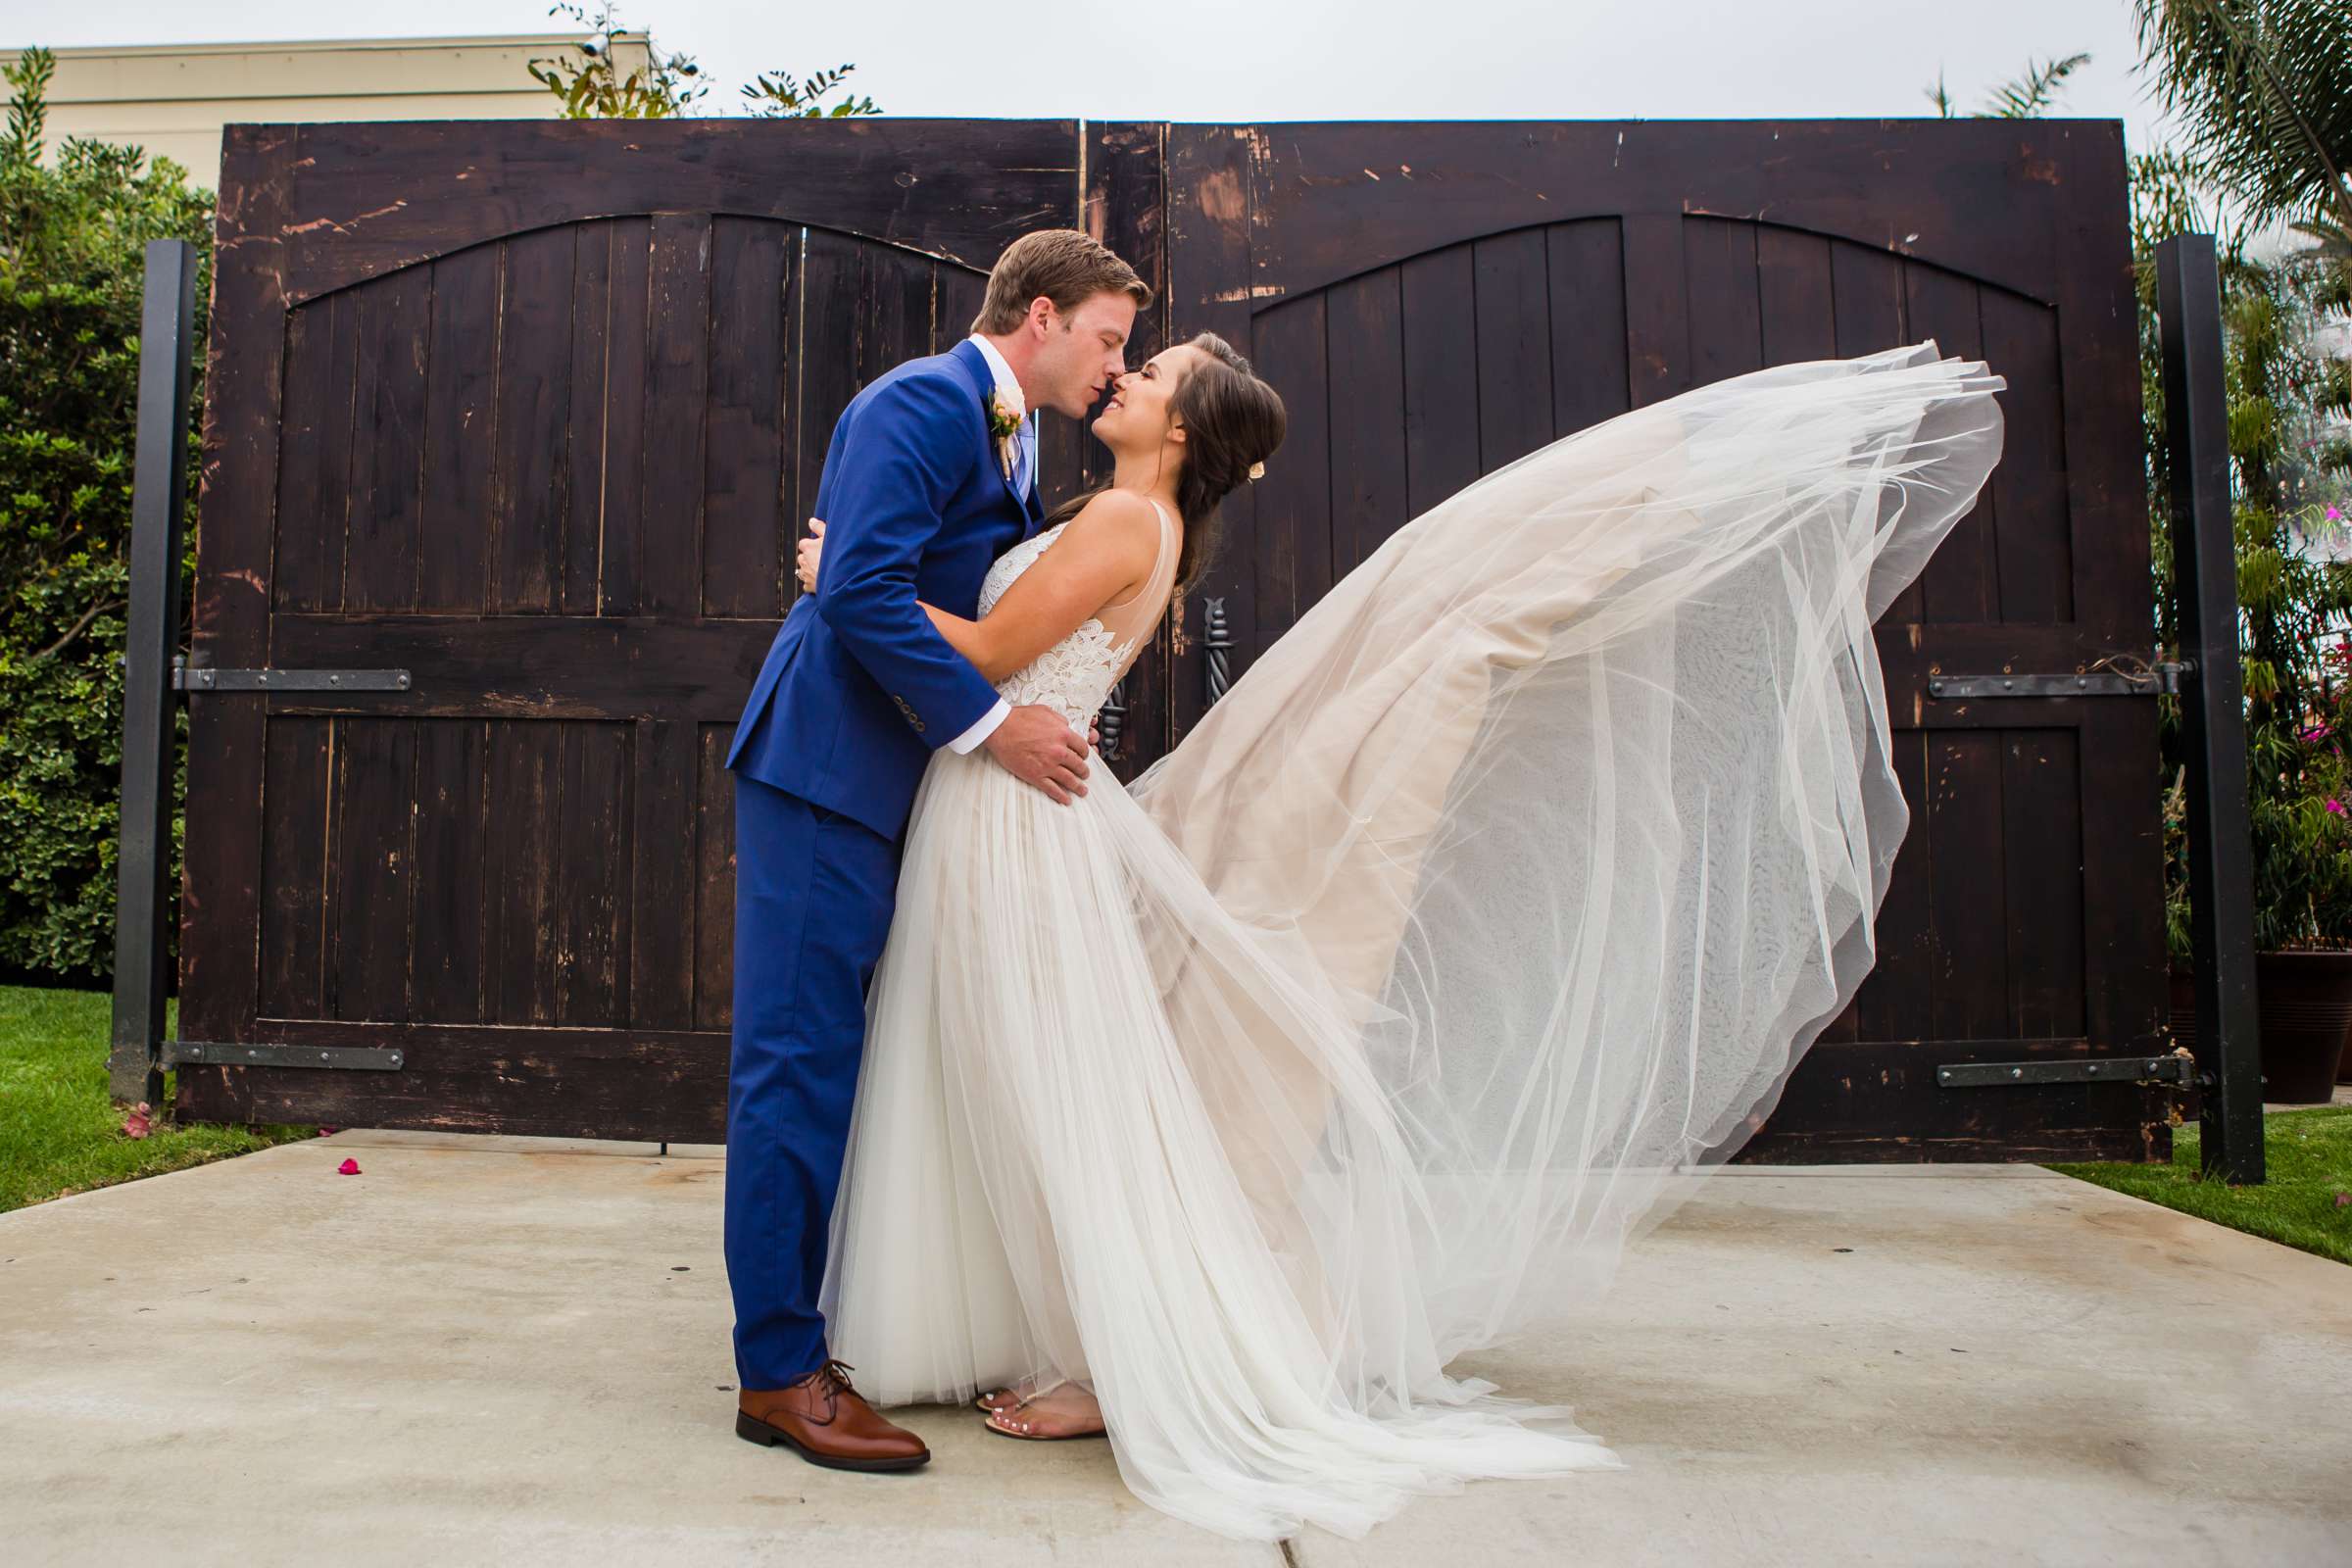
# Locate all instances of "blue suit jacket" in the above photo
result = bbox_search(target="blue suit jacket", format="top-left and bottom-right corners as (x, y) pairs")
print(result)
(724, 339), (1045, 841)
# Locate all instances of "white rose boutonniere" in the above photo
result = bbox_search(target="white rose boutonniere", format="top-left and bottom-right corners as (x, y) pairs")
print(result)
(986, 383), (1026, 481)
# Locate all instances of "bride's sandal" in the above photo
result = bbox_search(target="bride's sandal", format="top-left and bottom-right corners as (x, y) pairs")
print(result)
(982, 1388), (1106, 1442)
(973, 1376), (1040, 1414)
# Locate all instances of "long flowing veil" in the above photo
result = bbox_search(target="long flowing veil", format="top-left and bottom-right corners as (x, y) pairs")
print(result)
(1123, 342), (2005, 1376)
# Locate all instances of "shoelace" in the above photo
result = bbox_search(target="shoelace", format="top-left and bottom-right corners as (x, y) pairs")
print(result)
(805, 1358), (858, 1422)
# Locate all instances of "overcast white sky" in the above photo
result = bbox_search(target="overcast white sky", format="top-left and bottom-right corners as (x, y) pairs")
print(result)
(5, 0), (2181, 151)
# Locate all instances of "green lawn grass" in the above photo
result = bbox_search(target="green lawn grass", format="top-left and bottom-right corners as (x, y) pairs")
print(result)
(2048, 1105), (2352, 1266)
(0, 983), (312, 1214)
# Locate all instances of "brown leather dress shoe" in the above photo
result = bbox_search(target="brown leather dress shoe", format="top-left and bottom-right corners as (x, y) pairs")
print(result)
(736, 1359), (930, 1473)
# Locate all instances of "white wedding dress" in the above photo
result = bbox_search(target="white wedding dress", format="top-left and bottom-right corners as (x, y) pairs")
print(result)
(819, 343), (2006, 1540)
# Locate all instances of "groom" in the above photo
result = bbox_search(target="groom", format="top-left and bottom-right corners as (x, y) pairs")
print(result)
(720, 229), (1150, 1471)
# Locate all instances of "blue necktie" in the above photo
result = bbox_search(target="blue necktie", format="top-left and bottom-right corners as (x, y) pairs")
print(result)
(1014, 416), (1037, 501)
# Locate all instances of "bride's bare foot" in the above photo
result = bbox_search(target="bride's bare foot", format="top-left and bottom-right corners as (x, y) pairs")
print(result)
(983, 1385), (1105, 1441)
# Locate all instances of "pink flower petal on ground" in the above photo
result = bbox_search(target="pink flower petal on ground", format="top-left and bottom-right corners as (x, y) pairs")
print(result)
(121, 1102), (152, 1140)
(336, 1157), (361, 1175)
(316, 1126), (338, 1137)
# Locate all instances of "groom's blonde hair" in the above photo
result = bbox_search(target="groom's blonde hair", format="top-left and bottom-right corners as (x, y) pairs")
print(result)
(971, 229), (1151, 335)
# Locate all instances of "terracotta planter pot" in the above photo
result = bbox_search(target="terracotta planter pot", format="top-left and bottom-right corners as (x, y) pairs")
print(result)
(2165, 952), (2352, 1103)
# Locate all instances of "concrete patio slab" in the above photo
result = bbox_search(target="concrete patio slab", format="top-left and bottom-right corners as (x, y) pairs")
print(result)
(2, 1131), (2344, 1567)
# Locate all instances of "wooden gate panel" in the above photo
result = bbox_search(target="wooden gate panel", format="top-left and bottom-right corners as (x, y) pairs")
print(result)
(177, 121), (1084, 1138)
(181, 119), (2159, 1154)
(1170, 121), (2164, 1160)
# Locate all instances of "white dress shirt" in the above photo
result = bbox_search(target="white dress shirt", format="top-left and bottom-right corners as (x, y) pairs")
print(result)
(944, 335), (1039, 754)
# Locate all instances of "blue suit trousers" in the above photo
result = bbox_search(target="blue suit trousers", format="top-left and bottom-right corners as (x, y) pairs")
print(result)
(723, 772), (900, 1389)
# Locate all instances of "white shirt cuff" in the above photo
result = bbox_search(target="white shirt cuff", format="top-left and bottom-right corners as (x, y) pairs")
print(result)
(946, 697), (1010, 755)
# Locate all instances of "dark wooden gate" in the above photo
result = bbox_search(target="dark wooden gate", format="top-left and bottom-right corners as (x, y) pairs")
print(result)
(173, 119), (1163, 1139)
(177, 117), (2163, 1158)
(1162, 122), (2166, 1160)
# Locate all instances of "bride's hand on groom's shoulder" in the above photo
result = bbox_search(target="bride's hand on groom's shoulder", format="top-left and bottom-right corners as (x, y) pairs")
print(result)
(796, 518), (826, 593)
(985, 706), (1091, 805)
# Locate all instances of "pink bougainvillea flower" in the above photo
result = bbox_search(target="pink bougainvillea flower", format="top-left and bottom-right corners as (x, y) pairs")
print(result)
(2304, 724), (2333, 741)
(336, 1157), (362, 1176)
(2329, 507), (2345, 522)
(2328, 799), (2347, 816)
(121, 1102), (152, 1140)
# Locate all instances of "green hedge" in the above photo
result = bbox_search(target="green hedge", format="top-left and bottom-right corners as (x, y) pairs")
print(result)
(1, 50), (211, 985)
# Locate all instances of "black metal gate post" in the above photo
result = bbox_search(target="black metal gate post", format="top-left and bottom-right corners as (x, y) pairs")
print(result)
(2155, 232), (2264, 1184)
(107, 238), (198, 1106)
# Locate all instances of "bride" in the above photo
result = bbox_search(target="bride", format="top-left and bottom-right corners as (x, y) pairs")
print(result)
(796, 331), (2004, 1540)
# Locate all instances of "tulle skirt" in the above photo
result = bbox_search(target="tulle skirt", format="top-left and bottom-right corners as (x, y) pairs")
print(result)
(819, 343), (2007, 1539)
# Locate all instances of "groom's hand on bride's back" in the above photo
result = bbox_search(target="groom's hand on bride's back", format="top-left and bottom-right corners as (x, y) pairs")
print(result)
(985, 706), (1091, 804)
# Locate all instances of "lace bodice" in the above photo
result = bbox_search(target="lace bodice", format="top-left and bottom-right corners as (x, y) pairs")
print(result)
(977, 501), (1178, 733)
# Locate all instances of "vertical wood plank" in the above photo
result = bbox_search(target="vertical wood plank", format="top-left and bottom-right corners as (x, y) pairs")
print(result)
(555, 723), (632, 1025)
(598, 218), (654, 615)
(1756, 228), (1838, 367)
(257, 717), (331, 1019)
(1621, 214), (1690, 408)
(411, 718), (489, 1024)
(1084, 122), (1171, 773)
(794, 228), (859, 540)
(416, 240), (500, 613)
(693, 724), (738, 1034)
(1682, 217), (1763, 388)
(489, 225), (576, 613)
(343, 270), (431, 612)
(1927, 732), (2010, 1040)
(272, 289), (357, 612)
(934, 266), (988, 355)
(1326, 266), (1409, 577)
(178, 123), (297, 1121)
(1249, 294), (1330, 644)
(1471, 227), (1554, 470)
(484, 720), (563, 1025)
(642, 214), (711, 618)
(629, 717), (696, 1029)
(1902, 263), (1995, 625)
(1831, 242), (1916, 621)
(1399, 244), (1481, 515)
(2002, 728), (2086, 1038)
(327, 717), (416, 1022)
(563, 219), (613, 616)
(1167, 124), (1256, 743)
(703, 217), (793, 619)
(1546, 220), (1629, 438)
(856, 242), (936, 384)
(1980, 289), (2073, 622)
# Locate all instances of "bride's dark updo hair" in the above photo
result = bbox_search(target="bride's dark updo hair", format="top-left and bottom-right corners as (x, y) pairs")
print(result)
(1042, 331), (1287, 597)
(1165, 332), (1287, 594)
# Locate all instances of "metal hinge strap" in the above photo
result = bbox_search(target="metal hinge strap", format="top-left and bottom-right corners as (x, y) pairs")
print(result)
(1936, 1054), (2191, 1088)
(1927, 660), (2189, 701)
(171, 666), (412, 692)
(164, 1040), (407, 1071)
